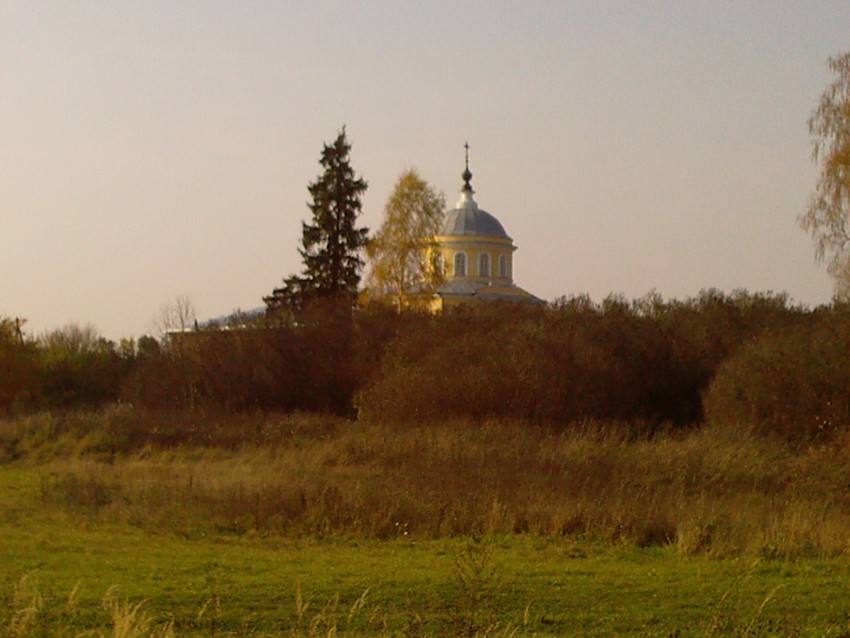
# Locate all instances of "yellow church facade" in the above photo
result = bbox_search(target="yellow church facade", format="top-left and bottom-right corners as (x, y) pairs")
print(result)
(429, 155), (541, 310)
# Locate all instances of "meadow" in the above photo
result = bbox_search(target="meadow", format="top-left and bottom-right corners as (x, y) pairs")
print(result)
(4, 295), (850, 635)
(2, 408), (850, 637)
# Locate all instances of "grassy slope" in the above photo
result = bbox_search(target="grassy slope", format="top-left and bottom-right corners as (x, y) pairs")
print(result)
(2, 465), (849, 637)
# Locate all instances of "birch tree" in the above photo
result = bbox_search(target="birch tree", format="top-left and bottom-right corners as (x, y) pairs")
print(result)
(365, 169), (445, 311)
(800, 52), (850, 297)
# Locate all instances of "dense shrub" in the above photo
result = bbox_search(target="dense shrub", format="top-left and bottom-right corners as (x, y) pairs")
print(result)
(0, 317), (39, 413)
(705, 307), (850, 441)
(126, 299), (373, 415)
(36, 324), (138, 409)
(356, 291), (806, 429)
(4, 290), (822, 425)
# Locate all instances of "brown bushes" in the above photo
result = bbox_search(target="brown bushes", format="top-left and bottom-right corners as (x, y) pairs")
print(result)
(126, 300), (385, 416)
(705, 306), (850, 442)
(356, 292), (805, 429)
(0, 318), (39, 413)
(99, 291), (850, 442)
(8, 291), (838, 435)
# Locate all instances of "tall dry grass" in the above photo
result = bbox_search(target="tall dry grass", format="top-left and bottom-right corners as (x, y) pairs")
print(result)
(0, 570), (524, 638)
(0, 575), (175, 638)
(28, 410), (850, 557)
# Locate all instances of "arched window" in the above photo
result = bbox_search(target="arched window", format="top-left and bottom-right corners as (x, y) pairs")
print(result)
(479, 252), (490, 278)
(454, 252), (467, 277)
(499, 254), (508, 278)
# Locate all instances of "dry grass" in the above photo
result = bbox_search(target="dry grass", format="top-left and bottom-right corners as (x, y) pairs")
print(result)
(21, 410), (850, 557)
(0, 575), (174, 638)
(0, 571), (526, 638)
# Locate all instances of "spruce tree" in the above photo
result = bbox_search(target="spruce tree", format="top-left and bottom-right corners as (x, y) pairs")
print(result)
(266, 128), (369, 311)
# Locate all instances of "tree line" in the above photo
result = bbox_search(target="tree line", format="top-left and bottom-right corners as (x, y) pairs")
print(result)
(0, 318), (141, 411)
(3, 292), (850, 443)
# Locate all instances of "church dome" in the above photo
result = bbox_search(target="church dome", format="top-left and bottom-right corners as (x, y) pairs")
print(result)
(439, 152), (510, 239)
(441, 199), (509, 238)
(431, 144), (542, 310)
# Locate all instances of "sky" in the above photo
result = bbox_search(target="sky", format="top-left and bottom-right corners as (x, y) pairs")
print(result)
(2, 1), (848, 340)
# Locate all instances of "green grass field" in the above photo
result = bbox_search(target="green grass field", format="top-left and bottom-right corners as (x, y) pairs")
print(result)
(2, 462), (850, 637)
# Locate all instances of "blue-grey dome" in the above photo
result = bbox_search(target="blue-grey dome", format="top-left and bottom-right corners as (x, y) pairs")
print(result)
(441, 207), (508, 238)
(440, 190), (509, 238)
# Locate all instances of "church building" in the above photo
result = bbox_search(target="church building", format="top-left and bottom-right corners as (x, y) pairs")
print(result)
(430, 150), (542, 310)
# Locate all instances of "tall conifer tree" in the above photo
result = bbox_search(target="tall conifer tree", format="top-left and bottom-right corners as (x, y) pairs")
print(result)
(266, 128), (368, 311)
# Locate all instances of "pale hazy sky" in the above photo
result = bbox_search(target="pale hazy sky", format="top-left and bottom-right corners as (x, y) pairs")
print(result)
(2, 2), (848, 339)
